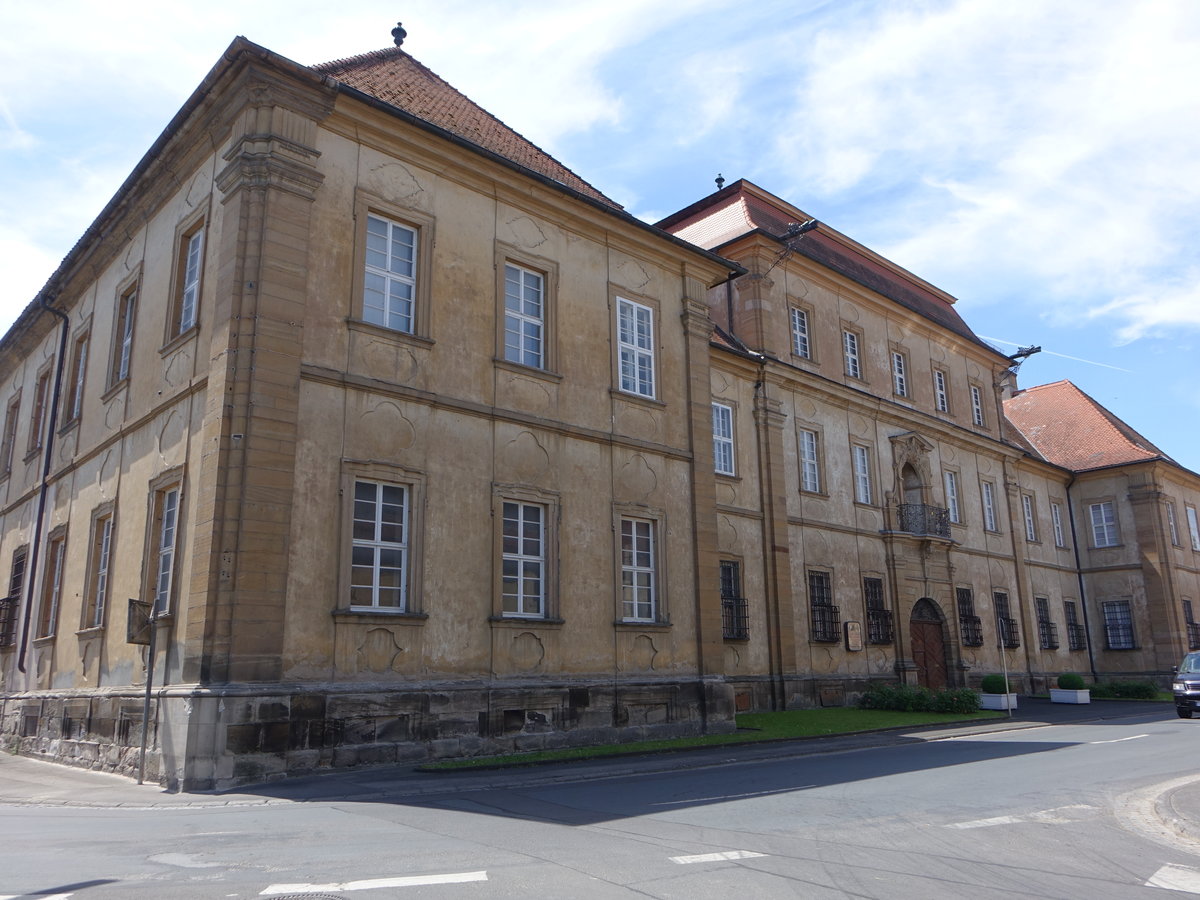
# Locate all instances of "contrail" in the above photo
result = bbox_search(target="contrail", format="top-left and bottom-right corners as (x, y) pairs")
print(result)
(979, 335), (1133, 373)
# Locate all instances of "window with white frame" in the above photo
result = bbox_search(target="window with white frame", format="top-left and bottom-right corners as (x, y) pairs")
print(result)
(503, 263), (544, 368)
(150, 484), (181, 615)
(617, 297), (655, 398)
(891, 351), (908, 397)
(64, 331), (89, 425)
(1051, 501), (1065, 547)
(944, 470), (961, 523)
(37, 531), (66, 638)
(1022, 494), (1037, 542)
(174, 223), (204, 335)
(83, 511), (113, 630)
(843, 330), (861, 379)
(0, 546), (27, 647)
(933, 369), (949, 412)
(799, 429), (821, 493)
(852, 444), (872, 504)
(363, 213), (418, 333)
(1102, 599), (1135, 649)
(1, 392), (18, 477)
(28, 369), (51, 455)
(1089, 501), (1118, 548)
(350, 480), (408, 610)
(501, 501), (545, 617)
(111, 282), (137, 386)
(980, 481), (997, 531)
(1167, 502), (1180, 546)
(1188, 506), (1200, 551)
(970, 384), (985, 426)
(620, 517), (657, 622)
(712, 402), (735, 476)
(790, 307), (811, 359)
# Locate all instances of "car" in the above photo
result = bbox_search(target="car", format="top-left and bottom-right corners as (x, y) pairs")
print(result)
(1173, 652), (1200, 718)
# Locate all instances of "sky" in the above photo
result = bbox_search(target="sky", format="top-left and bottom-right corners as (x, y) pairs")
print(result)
(2, 0), (1199, 472)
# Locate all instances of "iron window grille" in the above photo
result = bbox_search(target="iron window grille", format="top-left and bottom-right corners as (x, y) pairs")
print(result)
(720, 561), (748, 640)
(1188, 623), (1200, 651)
(808, 571), (839, 642)
(1102, 600), (1135, 650)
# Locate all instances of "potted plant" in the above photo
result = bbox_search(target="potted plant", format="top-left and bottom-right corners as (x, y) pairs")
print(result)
(979, 674), (1018, 710)
(1049, 672), (1090, 704)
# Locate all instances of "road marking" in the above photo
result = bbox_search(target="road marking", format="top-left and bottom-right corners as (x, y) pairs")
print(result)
(947, 804), (1095, 829)
(0, 895), (72, 900)
(671, 851), (767, 864)
(1147, 864), (1200, 893)
(651, 786), (812, 805)
(1091, 734), (1149, 744)
(260, 871), (487, 895)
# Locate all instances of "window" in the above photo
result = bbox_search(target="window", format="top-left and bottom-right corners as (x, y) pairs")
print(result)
(617, 297), (655, 398)
(147, 483), (182, 615)
(864, 577), (893, 644)
(1167, 502), (1180, 546)
(1064, 600), (1087, 651)
(712, 402), (735, 476)
(1102, 599), (1135, 649)
(363, 213), (417, 333)
(1185, 599), (1200, 650)
(799, 429), (821, 493)
(37, 532), (66, 638)
(173, 222), (204, 335)
(944, 470), (960, 523)
(981, 481), (997, 531)
(501, 501), (545, 617)
(1022, 494), (1037, 542)
(808, 570), (839, 642)
(620, 517), (657, 622)
(503, 263), (545, 368)
(933, 369), (949, 412)
(28, 369), (51, 455)
(842, 330), (861, 379)
(957, 587), (983, 646)
(1, 546), (28, 646)
(852, 445), (872, 504)
(1187, 506), (1200, 552)
(720, 560), (748, 640)
(1089, 501), (1118, 548)
(970, 384), (985, 426)
(1, 392), (19, 477)
(63, 331), (89, 425)
(350, 480), (408, 611)
(790, 307), (811, 359)
(994, 590), (1019, 648)
(891, 351), (908, 397)
(1051, 502), (1065, 547)
(83, 511), (114, 630)
(110, 282), (137, 386)
(1035, 597), (1058, 649)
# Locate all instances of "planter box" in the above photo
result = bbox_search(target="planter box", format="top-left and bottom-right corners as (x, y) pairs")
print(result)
(1050, 688), (1090, 704)
(980, 692), (1018, 710)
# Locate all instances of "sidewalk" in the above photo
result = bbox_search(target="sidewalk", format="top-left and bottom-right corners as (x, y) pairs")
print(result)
(0, 698), (1179, 810)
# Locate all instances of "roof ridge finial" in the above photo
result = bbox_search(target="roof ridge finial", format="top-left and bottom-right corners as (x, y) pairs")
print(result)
(392, 21), (407, 47)
(715, 173), (725, 190)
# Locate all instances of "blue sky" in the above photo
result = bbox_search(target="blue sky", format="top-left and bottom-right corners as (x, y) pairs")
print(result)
(3, 1), (1199, 471)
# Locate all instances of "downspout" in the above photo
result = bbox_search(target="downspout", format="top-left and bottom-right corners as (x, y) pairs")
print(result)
(1064, 473), (1099, 681)
(17, 292), (70, 673)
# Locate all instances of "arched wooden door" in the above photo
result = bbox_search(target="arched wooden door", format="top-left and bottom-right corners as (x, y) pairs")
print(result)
(910, 598), (948, 691)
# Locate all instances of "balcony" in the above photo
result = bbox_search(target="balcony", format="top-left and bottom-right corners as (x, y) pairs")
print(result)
(959, 614), (984, 647)
(811, 604), (841, 643)
(722, 596), (749, 640)
(896, 504), (951, 539)
(998, 616), (1021, 649)
(1067, 622), (1087, 651)
(867, 608), (894, 644)
(1038, 620), (1060, 650)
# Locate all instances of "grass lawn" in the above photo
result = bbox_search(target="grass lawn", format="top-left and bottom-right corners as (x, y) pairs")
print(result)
(418, 707), (1005, 772)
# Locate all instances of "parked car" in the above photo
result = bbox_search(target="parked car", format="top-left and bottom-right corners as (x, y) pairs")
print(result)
(1173, 652), (1200, 718)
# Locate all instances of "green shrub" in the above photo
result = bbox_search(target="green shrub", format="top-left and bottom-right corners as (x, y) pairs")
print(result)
(1089, 679), (1158, 699)
(931, 688), (981, 714)
(859, 683), (980, 714)
(1056, 673), (1086, 690)
(980, 674), (1011, 694)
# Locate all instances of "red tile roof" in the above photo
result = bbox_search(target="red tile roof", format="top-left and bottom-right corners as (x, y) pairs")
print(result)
(315, 47), (619, 208)
(1003, 380), (1170, 471)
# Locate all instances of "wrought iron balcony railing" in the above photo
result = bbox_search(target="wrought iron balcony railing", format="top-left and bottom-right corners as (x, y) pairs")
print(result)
(896, 504), (951, 538)
(1067, 622), (1087, 651)
(722, 596), (749, 640)
(810, 604), (841, 643)
(998, 616), (1021, 649)
(867, 608), (894, 644)
(1038, 620), (1059, 650)
(959, 614), (984, 647)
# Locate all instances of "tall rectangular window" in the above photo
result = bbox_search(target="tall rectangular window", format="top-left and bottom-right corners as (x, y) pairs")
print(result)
(852, 445), (872, 504)
(1185, 600), (1200, 650)
(933, 369), (949, 412)
(995, 590), (1019, 648)
(64, 332), (89, 424)
(28, 370), (51, 454)
(808, 570), (839, 642)
(864, 576), (892, 644)
(1, 393), (19, 477)
(83, 513), (114, 629)
(37, 534), (66, 638)
(350, 480), (408, 611)
(1, 546), (28, 646)
(1051, 502), (1065, 547)
(175, 224), (204, 334)
(501, 501), (544, 617)
(503, 263), (544, 368)
(799, 429), (821, 493)
(1187, 506), (1200, 551)
(1036, 597), (1058, 649)
(970, 384), (985, 426)
(1064, 600), (1087, 651)
(843, 331), (861, 378)
(620, 517), (656, 622)
(151, 486), (181, 614)
(1022, 494), (1037, 542)
(981, 481), (997, 531)
(891, 351), (908, 397)
(1102, 599), (1134, 649)
(617, 298), (655, 398)
(111, 283), (137, 385)
(363, 213), (417, 333)
(712, 402), (735, 476)
(957, 586), (983, 646)
(1089, 501), (1118, 548)
(1167, 502), (1180, 546)
(944, 470), (960, 523)
(720, 560), (748, 640)
(790, 307), (811, 359)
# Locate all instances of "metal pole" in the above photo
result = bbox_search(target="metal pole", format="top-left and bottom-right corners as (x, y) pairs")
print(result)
(999, 613), (1013, 718)
(137, 614), (157, 785)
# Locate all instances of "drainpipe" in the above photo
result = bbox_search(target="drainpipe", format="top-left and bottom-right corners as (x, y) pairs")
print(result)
(1064, 473), (1099, 681)
(17, 292), (70, 674)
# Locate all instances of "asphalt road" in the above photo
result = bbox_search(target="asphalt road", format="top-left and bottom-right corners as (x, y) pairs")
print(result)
(4, 707), (1199, 898)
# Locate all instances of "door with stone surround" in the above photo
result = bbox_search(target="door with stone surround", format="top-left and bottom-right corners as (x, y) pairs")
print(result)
(910, 599), (948, 691)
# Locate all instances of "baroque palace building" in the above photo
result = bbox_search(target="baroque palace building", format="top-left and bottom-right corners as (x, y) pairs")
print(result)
(2, 32), (1199, 789)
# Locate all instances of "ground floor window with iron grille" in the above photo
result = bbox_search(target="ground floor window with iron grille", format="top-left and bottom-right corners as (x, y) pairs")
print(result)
(1185, 599), (1200, 650)
(720, 560), (748, 640)
(1102, 599), (1135, 649)
(994, 591), (1020, 648)
(1035, 596), (1059, 649)
(864, 576), (893, 644)
(957, 586), (983, 646)
(808, 570), (840, 642)
(1064, 600), (1087, 651)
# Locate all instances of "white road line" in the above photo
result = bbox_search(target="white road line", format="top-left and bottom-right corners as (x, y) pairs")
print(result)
(1091, 734), (1150, 744)
(651, 786), (812, 805)
(1147, 864), (1200, 893)
(260, 871), (488, 895)
(0, 895), (72, 900)
(671, 851), (767, 864)
(947, 804), (1096, 829)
